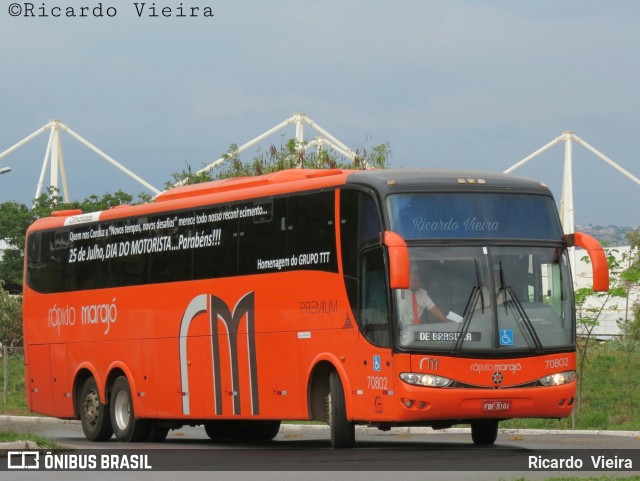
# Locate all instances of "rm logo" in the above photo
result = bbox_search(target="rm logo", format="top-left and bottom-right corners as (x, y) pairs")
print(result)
(179, 292), (258, 416)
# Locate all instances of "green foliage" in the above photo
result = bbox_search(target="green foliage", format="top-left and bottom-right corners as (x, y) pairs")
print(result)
(169, 138), (391, 187)
(0, 431), (59, 449)
(503, 340), (640, 431)
(0, 285), (22, 346)
(573, 247), (634, 424)
(0, 188), (149, 287)
(0, 352), (27, 413)
(0, 201), (34, 284)
(622, 230), (640, 340)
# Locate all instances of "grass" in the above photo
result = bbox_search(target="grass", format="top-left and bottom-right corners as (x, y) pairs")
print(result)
(502, 339), (640, 431)
(0, 430), (60, 449)
(0, 351), (29, 415)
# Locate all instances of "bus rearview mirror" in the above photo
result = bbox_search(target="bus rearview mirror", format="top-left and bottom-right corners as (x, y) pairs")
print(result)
(566, 232), (610, 292)
(383, 231), (410, 289)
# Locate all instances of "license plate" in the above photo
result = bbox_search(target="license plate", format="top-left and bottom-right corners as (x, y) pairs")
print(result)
(482, 400), (511, 412)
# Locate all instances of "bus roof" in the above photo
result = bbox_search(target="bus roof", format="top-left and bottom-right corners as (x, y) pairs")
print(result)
(29, 168), (550, 232)
(345, 169), (551, 194)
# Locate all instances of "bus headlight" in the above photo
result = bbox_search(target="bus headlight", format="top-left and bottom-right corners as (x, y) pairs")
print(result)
(539, 370), (576, 386)
(400, 373), (452, 388)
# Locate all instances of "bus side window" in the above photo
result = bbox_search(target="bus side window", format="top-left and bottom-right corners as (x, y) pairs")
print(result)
(340, 189), (382, 320)
(238, 199), (285, 275)
(286, 191), (337, 272)
(192, 207), (238, 280)
(359, 248), (390, 348)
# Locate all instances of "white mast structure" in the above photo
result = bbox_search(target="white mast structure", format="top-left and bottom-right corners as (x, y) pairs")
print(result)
(174, 112), (362, 187)
(504, 131), (640, 280)
(0, 119), (161, 202)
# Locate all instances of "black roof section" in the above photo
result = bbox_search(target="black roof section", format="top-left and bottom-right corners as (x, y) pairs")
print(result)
(345, 168), (552, 195)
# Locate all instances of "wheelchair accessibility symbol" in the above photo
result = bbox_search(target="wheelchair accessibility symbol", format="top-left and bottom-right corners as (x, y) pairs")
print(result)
(499, 329), (514, 346)
(373, 355), (381, 371)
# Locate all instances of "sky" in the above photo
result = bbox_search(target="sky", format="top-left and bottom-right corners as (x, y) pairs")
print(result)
(0, 0), (639, 226)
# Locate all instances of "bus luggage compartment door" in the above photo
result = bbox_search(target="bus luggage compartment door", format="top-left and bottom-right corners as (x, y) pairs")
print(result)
(27, 345), (55, 416)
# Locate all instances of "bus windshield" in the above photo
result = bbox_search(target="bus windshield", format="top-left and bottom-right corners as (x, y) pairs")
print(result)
(395, 246), (574, 353)
(387, 192), (563, 240)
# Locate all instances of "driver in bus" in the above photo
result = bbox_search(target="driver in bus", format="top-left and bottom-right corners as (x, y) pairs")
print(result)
(398, 267), (449, 326)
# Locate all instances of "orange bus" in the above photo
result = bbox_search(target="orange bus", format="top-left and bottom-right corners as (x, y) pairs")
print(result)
(23, 168), (608, 448)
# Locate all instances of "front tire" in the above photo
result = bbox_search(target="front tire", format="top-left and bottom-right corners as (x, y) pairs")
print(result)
(328, 371), (355, 448)
(109, 376), (150, 442)
(471, 420), (499, 445)
(79, 377), (113, 441)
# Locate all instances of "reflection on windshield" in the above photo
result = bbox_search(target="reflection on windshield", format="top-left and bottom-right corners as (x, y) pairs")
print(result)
(396, 246), (573, 353)
(387, 193), (564, 240)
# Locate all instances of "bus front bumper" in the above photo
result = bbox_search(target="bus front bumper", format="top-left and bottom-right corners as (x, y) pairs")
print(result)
(388, 382), (576, 422)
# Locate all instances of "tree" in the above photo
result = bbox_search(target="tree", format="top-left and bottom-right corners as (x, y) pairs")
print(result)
(621, 230), (640, 339)
(0, 201), (33, 285)
(0, 283), (22, 347)
(0, 188), (148, 287)
(573, 247), (629, 427)
(169, 138), (391, 187)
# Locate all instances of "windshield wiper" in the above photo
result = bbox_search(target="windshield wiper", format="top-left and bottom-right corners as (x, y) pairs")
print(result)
(453, 260), (483, 355)
(497, 261), (544, 353)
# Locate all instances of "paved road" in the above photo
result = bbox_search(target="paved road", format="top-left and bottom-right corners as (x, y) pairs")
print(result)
(1, 417), (639, 480)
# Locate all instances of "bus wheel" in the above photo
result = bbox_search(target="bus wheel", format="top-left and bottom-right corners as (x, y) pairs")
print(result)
(79, 377), (113, 441)
(327, 371), (355, 448)
(471, 420), (499, 445)
(204, 421), (233, 440)
(253, 420), (281, 442)
(109, 376), (150, 442)
(146, 422), (170, 442)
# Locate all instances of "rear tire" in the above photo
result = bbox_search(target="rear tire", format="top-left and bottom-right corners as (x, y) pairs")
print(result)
(328, 371), (355, 448)
(204, 421), (234, 440)
(471, 420), (499, 445)
(146, 422), (170, 442)
(252, 420), (281, 441)
(109, 376), (150, 442)
(78, 377), (113, 441)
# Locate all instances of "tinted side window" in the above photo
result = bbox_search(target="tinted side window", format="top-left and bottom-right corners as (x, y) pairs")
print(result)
(27, 231), (71, 294)
(26, 192), (339, 294)
(192, 207), (238, 280)
(360, 248), (390, 347)
(238, 200), (286, 275)
(340, 189), (381, 278)
(286, 191), (337, 273)
(340, 189), (382, 316)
